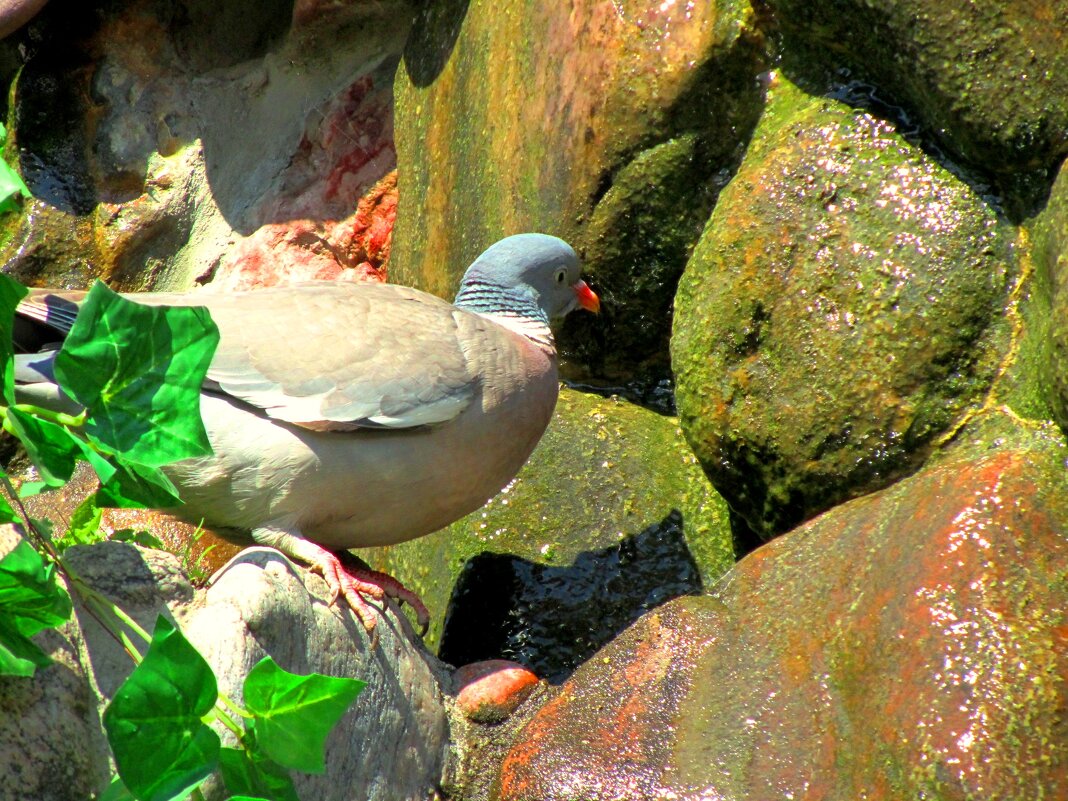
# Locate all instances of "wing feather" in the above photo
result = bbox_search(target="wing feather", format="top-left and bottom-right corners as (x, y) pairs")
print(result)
(17, 282), (481, 430)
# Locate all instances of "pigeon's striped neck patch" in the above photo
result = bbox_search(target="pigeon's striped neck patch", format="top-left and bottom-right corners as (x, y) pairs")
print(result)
(454, 282), (555, 350)
(478, 310), (555, 350)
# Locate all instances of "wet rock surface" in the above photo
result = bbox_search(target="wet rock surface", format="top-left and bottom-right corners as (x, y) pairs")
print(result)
(672, 74), (1012, 539)
(1037, 159), (1068, 431)
(453, 660), (539, 724)
(496, 422), (1068, 800)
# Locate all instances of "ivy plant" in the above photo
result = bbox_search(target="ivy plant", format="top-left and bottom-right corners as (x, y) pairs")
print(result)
(0, 274), (365, 801)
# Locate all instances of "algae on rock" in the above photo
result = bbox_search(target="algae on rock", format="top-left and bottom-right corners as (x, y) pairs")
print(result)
(671, 75), (1013, 539)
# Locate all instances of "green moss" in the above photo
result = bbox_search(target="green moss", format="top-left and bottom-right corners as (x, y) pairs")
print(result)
(765, 0), (1068, 211)
(1028, 161), (1068, 431)
(672, 76), (1012, 538)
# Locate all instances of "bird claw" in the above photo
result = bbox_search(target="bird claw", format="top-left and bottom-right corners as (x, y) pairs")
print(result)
(311, 553), (430, 639)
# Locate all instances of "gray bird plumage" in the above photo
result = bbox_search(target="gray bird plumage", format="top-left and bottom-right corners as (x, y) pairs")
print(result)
(13, 233), (598, 632)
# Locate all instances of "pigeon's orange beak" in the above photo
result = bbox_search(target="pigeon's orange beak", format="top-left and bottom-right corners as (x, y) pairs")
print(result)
(573, 280), (600, 314)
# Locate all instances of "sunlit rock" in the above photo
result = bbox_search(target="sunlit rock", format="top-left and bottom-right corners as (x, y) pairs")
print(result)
(496, 418), (1068, 800)
(672, 75), (1013, 538)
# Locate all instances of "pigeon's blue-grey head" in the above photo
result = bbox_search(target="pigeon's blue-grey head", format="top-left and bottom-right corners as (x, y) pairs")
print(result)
(454, 233), (599, 324)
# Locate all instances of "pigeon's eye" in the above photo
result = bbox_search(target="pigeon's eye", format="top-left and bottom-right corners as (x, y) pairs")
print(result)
(554, 269), (567, 284)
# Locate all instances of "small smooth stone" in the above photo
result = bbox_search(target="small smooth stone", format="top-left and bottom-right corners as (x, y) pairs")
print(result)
(454, 660), (540, 723)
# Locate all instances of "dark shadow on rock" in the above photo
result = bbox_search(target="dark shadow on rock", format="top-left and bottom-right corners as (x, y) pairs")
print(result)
(11, 1), (100, 215)
(63, 540), (192, 698)
(438, 510), (703, 683)
(402, 0), (470, 88)
(729, 506), (764, 559)
(172, 0), (294, 73)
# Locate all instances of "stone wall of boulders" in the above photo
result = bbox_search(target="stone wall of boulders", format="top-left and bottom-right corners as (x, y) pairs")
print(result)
(2, 0), (1067, 800)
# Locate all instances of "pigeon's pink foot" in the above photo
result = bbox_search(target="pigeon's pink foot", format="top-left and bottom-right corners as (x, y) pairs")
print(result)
(252, 525), (430, 637)
(313, 553), (431, 636)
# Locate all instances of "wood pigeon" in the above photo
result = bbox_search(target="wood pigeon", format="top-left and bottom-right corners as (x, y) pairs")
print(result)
(13, 233), (599, 633)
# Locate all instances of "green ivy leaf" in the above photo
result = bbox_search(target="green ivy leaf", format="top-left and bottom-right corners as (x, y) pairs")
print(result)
(16, 481), (48, 499)
(53, 281), (219, 467)
(99, 776), (137, 801)
(0, 538), (72, 676)
(53, 495), (106, 552)
(242, 657), (365, 774)
(0, 122), (31, 215)
(4, 406), (118, 489)
(103, 615), (220, 801)
(96, 459), (183, 509)
(0, 272), (28, 404)
(112, 527), (165, 550)
(69, 494), (104, 539)
(219, 737), (299, 801)
(0, 471), (20, 524)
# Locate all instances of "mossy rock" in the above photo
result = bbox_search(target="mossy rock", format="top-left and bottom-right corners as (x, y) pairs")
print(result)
(392, 0), (766, 378)
(362, 388), (734, 679)
(764, 0), (1068, 207)
(671, 75), (1012, 539)
(1032, 159), (1068, 433)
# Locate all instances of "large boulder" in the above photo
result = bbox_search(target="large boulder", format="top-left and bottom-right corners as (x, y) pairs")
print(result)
(762, 0), (1068, 207)
(495, 418), (1068, 800)
(391, 0), (766, 377)
(672, 75), (1012, 539)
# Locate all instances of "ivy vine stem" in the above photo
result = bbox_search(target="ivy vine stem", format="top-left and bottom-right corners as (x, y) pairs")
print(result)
(10, 402), (87, 429)
(2, 460), (254, 738)
(0, 471), (150, 662)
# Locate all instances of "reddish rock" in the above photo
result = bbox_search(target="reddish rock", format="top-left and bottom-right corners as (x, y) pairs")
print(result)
(496, 428), (1068, 800)
(210, 170), (396, 291)
(454, 660), (540, 724)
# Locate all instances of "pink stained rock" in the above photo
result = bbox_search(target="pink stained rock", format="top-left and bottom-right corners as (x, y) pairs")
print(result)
(454, 660), (540, 724)
(211, 170), (396, 291)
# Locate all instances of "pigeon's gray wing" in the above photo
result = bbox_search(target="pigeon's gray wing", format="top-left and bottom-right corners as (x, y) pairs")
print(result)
(16, 282), (482, 431)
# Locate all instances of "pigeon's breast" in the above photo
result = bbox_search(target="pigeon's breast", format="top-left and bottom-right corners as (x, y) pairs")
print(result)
(162, 324), (560, 548)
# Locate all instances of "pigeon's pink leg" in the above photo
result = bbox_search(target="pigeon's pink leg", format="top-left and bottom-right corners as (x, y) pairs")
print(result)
(253, 524), (430, 635)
